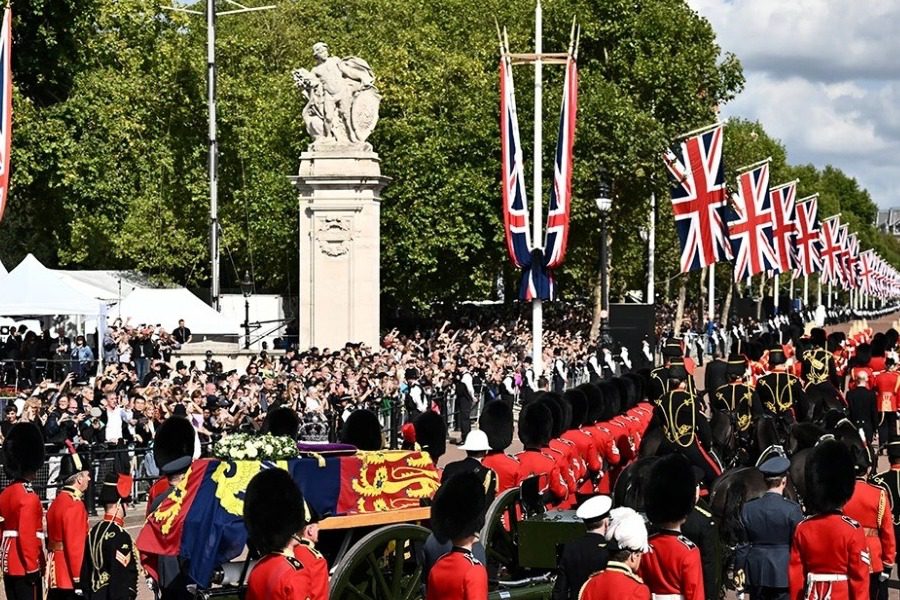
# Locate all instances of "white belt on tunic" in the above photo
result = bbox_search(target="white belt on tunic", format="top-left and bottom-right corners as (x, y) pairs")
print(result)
(652, 595), (686, 600)
(1, 531), (44, 539)
(807, 574), (848, 583)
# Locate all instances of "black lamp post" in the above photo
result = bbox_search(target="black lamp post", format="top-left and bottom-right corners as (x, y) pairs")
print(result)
(240, 270), (253, 350)
(595, 173), (613, 345)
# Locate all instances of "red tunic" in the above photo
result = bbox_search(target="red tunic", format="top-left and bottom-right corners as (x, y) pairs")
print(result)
(293, 539), (329, 600)
(515, 449), (568, 503)
(0, 480), (44, 576)
(843, 480), (896, 573)
(46, 486), (89, 590)
(246, 552), (310, 600)
(561, 428), (602, 495)
(874, 371), (899, 413)
(482, 452), (520, 494)
(579, 561), (651, 600)
(638, 530), (704, 600)
(788, 512), (869, 600)
(426, 547), (488, 600)
(587, 424), (622, 493)
(546, 442), (577, 507)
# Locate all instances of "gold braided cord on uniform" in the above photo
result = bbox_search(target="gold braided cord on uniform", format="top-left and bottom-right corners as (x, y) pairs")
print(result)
(736, 386), (753, 432)
(758, 373), (794, 414)
(878, 488), (886, 528)
(803, 349), (830, 384)
(663, 391), (696, 448)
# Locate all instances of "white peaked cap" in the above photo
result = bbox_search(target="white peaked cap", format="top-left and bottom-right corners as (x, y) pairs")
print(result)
(605, 506), (649, 553)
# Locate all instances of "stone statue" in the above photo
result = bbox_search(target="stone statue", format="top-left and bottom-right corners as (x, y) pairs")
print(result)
(292, 42), (381, 150)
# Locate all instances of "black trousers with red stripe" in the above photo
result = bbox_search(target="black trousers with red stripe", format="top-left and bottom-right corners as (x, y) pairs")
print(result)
(4, 574), (42, 600)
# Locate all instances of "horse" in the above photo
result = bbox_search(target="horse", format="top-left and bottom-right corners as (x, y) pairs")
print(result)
(612, 456), (660, 512)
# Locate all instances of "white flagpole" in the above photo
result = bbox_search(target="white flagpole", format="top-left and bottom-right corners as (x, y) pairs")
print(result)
(817, 276), (823, 307)
(774, 273), (780, 313)
(789, 273), (795, 310)
(804, 274), (809, 309)
(532, 0), (543, 376)
(708, 264), (715, 323)
(828, 281), (833, 308)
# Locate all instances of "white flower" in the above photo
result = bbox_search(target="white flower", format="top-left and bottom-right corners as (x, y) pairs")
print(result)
(246, 447), (258, 458)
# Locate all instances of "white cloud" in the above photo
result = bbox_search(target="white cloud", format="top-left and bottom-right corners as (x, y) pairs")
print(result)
(688, 0), (900, 207)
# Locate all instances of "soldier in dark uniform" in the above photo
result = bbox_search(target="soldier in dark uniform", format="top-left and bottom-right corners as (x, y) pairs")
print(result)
(873, 441), (900, 563)
(683, 469), (722, 600)
(441, 430), (497, 498)
(551, 495), (611, 600)
(81, 471), (139, 600)
(801, 327), (837, 386)
(756, 347), (805, 425)
(713, 355), (760, 445)
(650, 340), (687, 402)
(735, 455), (803, 600)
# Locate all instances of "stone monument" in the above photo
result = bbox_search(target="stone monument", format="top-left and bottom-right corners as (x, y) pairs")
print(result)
(290, 42), (389, 350)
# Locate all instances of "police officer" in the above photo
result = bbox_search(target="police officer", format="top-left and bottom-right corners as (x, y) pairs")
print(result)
(47, 446), (91, 600)
(579, 507), (651, 600)
(735, 455), (803, 600)
(427, 471), (489, 600)
(81, 471), (139, 600)
(243, 468), (309, 600)
(788, 440), (869, 600)
(0, 422), (46, 600)
(551, 495), (611, 600)
(552, 348), (568, 393)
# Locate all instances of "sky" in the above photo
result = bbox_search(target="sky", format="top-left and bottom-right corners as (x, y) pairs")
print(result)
(687, 0), (900, 209)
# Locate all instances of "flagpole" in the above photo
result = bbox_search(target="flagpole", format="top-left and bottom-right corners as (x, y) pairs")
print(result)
(532, 0), (543, 376)
(708, 264), (715, 323)
(817, 276), (823, 308)
(828, 281), (833, 308)
(789, 273), (795, 310)
(804, 274), (809, 308)
(774, 273), (779, 314)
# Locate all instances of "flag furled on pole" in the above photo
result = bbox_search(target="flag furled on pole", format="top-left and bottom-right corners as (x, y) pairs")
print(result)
(499, 37), (577, 302)
(793, 197), (820, 277)
(769, 181), (797, 274)
(663, 124), (732, 273)
(859, 250), (875, 295)
(818, 216), (841, 284)
(0, 8), (11, 223)
(728, 162), (777, 281)
(834, 223), (849, 288)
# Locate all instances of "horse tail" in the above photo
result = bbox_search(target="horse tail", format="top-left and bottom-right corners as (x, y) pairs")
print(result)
(720, 478), (748, 546)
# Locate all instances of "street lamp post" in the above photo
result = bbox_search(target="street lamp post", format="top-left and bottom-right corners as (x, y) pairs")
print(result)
(596, 174), (613, 345)
(240, 271), (253, 349)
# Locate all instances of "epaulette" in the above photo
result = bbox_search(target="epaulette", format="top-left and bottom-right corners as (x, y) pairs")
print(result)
(299, 539), (324, 560)
(464, 552), (482, 566)
(285, 555), (304, 570)
(22, 482), (34, 494)
(677, 535), (696, 549)
(841, 515), (861, 528)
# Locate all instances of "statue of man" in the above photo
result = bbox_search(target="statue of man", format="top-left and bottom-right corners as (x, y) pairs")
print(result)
(310, 42), (363, 142)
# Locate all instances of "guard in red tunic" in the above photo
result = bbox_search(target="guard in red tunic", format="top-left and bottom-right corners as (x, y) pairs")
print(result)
(243, 468), (310, 600)
(479, 401), (520, 494)
(293, 503), (329, 600)
(426, 471), (489, 600)
(639, 453), (705, 600)
(579, 506), (651, 600)
(47, 445), (91, 600)
(788, 440), (869, 600)
(515, 402), (568, 504)
(842, 449), (895, 600)
(0, 422), (47, 600)
(560, 389), (602, 500)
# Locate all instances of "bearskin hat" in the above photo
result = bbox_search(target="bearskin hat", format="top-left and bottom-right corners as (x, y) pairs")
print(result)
(430, 471), (488, 544)
(579, 383), (605, 424)
(414, 411), (447, 462)
(479, 401), (513, 451)
(810, 328), (827, 348)
(340, 409), (384, 451)
(885, 329), (899, 352)
(563, 389), (588, 429)
(854, 343), (872, 367)
(805, 439), (855, 514)
(243, 468), (306, 554)
(614, 377), (637, 412)
(622, 373), (645, 405)
(746, 341), (764, 362)
(871, 333), (887, 357)
(661, 340), (683, 359)
(768, 347), (786, 367)
(3, 422), (45, 479)
(827, 332), (845, 353)
(644, 453), (696, 525)
(264, 406), (300, 439)
(537, 393), (565, 438)
(596, 382), (620, 421)
(153, 416), (196, 476)
(518, 401), (552, 448)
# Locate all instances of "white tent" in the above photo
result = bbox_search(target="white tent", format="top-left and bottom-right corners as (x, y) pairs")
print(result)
(0, 254), (101, 316)
(53, 269), (153, 302)
(117, 289), (240, 335)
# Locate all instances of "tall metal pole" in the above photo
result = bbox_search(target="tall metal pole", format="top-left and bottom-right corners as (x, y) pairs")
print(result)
(599, 212), (610, 343)
(827, 281), (833, 308)
(532, 0), (543, 376)
(647, 192), (656, 305)
(707, 264), (715, 322)
(207, 0), (220, 311)
(803, 274), (809, 309)
(773, 273), (779, 314)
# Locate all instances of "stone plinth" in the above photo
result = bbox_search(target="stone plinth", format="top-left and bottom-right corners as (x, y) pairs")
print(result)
(290, 150), (389, 350)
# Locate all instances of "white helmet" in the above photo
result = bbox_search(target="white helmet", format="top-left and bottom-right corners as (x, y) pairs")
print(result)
(605, 506), (649, 553)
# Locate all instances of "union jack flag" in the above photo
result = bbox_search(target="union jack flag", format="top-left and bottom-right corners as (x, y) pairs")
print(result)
(500, 52), (532, 270)
(859, 250), (875, 295)
(728, 162), (777, 281)
(769, 181), (796, 274)
(818, 216), (841, 284)
(0, 8), (11, 223)
(663, 124), (732, 273)
(793, 197), (820, 277)
(844, 232), (859, 290)
(834, 223), (849, 287)
(543, 56), (576, 270)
